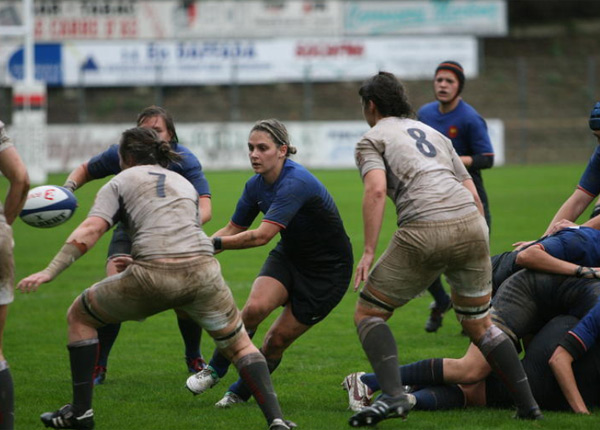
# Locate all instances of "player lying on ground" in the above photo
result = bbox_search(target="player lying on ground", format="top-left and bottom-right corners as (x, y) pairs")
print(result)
(344, 314), (600, 414)
(344, 269), (600, 414)
(17, 127), (294, 430)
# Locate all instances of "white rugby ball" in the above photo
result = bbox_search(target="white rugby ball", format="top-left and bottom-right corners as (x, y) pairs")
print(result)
(20, 185), (77, 228)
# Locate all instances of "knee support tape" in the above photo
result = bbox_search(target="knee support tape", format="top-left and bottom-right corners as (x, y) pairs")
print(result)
(214, 321), (246, 350)
(357, 316), (386, 344)
(453, 302), (491, 322)
(476, 325), (505, 357)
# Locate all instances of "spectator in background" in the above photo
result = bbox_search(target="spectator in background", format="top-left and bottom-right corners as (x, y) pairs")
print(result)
(62, 106), (211, 384)
(0, 121), (30, 430)
(417, 61), (495, 333)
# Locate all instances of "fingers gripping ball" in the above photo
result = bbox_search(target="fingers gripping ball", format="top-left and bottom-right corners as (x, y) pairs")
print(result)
(20, 185), (78, 228)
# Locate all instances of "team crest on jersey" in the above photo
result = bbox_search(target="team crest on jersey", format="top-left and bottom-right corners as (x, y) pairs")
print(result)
(448, 126), (459, 138)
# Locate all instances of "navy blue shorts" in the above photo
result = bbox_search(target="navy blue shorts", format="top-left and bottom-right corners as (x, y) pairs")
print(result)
(491, 270), (600, 346)
(486, 315), (600, 410)
(258, 248), (352, 326)
(106, 223), (132, 259)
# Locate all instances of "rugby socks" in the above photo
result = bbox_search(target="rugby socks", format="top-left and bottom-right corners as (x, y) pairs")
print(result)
(402, 358), (444, 386)
(361, 358), (444, 393)
(209, 328), (256, 378)
(229, 349), (281, 401)
(235, 352), (283, 424)
(412, 385), (465, 410)
(68, 339), (99, 414)
(95, 323), (121, 367)
(177, 317), (202, 361)
(0, 362), (14, 430)
(476, 326), (540, 415)
(428, 278), (451, 309)
(357, 317), (404, 397)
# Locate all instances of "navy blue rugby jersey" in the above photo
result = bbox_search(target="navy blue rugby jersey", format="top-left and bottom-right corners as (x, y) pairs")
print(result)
(534, 226), (600, 268)
(578, 145), (600, 197)
(86, 142), (211, 196)
(231, 159), (352, 266)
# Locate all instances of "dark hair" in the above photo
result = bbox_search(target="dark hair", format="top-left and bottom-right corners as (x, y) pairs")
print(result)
(359, 71), (413, 118)
(119, 127), (182, 167)
(435, 60), (465, 94)
(250, 119), (298, 156)
(136, 105), (178, 143)
(590, 101), (600, 131)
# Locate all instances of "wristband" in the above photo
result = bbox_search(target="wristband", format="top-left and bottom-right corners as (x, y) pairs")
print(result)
(575, 266), (599, 278)
(212, 236), (222, 251)
(43, 243), (84, 279)
(63, 179), (78, 192)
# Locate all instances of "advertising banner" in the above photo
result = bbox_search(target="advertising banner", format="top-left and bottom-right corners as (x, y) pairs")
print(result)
(10, 120), (504, 175)
(0, 0), (343, 40)
(344, 0), (507, 36)
(1, 36), (478, 86)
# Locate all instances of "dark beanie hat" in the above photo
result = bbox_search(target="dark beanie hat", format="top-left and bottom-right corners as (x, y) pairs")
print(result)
(590, 101), (600, 131)
(435, 60), (465, 93)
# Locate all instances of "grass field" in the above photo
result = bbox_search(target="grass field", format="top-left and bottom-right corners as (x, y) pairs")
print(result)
(4, 164), (600, 429)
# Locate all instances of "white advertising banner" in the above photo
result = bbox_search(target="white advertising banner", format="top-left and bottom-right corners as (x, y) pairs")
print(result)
(344, 0), (507, 36)
(11, 120), (504, 178)
(0, 0), (343, 40)
(1, 36), (478, 86)
(176, 0), (343, 39)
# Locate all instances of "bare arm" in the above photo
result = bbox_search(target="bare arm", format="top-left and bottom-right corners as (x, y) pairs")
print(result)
(0, 146), (30, 224)
(545, 189), (594, 235)
(17, 216), (110, 292)
(461, 177), (484, 217)
(199, 196), (212, 225)
(63, 162), (94, 191)
(548, 346), (590, 414)
(354, 169), (387, 291)
(217, 221), (281, 250)
(515, 245), (599, 277)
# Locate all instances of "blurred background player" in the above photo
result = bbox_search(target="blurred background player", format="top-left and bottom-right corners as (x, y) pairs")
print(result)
(62, 106), (211, 384)
(17, 127), (294, 430)
(186, 119), (353, 409)
(350, 72), (540, 427)
(417, 61), (495, 333)
(0, 121), (30, 430)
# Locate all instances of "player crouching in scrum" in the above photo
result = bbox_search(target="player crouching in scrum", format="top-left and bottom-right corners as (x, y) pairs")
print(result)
(17, 127), (294, 430)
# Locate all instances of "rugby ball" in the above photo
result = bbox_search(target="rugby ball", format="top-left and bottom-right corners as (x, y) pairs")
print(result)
(20, 185), (77, 228)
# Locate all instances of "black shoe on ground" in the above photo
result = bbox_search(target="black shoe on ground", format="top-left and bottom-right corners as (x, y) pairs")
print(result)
(348, 394), (415, 427)
(40, 404), (94, 429)
(425, 300), (452, 333)
(515, 406), (544, 420)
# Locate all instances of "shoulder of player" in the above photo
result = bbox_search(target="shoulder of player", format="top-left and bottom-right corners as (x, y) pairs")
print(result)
(278, 161), (320, 189)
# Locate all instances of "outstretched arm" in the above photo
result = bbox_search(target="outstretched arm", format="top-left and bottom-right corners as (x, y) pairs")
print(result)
(515, 244), (600, 277)
(17, 216), (110, 292)
(214, 221), (281, 250)
(544, 189), (594, 235)
(63, 162), (94, 192)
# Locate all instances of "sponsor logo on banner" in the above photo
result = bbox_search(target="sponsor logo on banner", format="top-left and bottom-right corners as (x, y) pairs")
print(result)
(9, 121), (504, 173)
(1, 37), (478, 87)
(343, 0), (507, 36)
